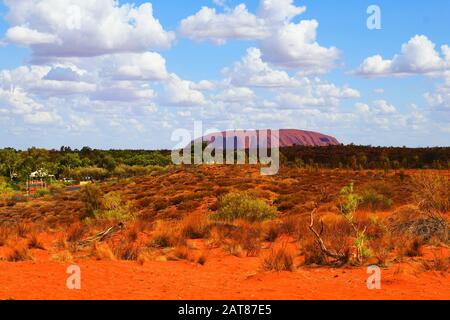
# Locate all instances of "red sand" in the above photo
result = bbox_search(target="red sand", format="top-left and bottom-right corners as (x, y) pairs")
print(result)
(1, 251), (448, 300)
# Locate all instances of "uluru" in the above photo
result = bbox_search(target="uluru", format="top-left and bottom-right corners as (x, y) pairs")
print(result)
(199, 129), (340, 149)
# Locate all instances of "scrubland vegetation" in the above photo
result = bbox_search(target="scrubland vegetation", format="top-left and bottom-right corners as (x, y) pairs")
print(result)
(0, 162), (448, 278)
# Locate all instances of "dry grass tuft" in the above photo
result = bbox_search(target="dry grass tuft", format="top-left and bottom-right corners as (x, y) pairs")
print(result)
(7, 247), (34, 262)
(28, 233), (45, 250)
(0, 226), (9, 246)
(262, 245), (295, 272)
(91, 242), (116, 260)
(180, 213), (210, 239)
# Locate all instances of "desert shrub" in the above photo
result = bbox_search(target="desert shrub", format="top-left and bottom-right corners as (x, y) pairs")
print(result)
(114, 241), (141, 261)
(7, 193), (27, 206)
(7, 247), (34, 262)
(153, 199), (168, 211)
(171, 246), (190, 260)
(421, 255), (450, 272)
(263, 221), (281, 242)
(388, 205), (448, 243)
(211, 192), (277, 223)
(364, 215), (387, 239)
(83, 184), (103, 218)
(262, 246), (295, 272)
(396, 235), (423, 258)
(96, 191), (133, 221)
(66, 223), (85, 242)
(360, 188), (393, 211)
(150, 221), (182, 248)
(231, 221), (262, 257)
(411, 173), (450, 214)
(197, 254), (207, 265)
(35, 189), (50, 198)
(177, 200), (200, 212)
(302, 215), (352, 266)
(0, 227), (8, 246)
(338, 183), (361, 219)
(51, 251), (73, 263)
(28, 234), (45, 250)
(223, 242), (243, 257)
(354, 231), (373, 260)
(369, 236), (391, 266)
(181, 213), (210, 239)
(302, 237), (328, 266)
(411, 174), (450, 242)
(16, 223), (29, 238)
(91, 242), (116, 260)
(48, 182), (65, 194)
(280, 215), (309, 239)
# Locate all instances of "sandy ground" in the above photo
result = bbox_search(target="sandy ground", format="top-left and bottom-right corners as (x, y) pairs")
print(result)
(1, 249), (448, 300)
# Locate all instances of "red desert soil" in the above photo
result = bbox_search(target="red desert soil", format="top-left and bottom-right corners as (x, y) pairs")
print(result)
(1, 246), (449, 300)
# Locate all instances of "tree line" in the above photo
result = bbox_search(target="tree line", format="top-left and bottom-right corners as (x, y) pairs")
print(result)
(280, 145), (450, 170)
(0, 146), (172, 182)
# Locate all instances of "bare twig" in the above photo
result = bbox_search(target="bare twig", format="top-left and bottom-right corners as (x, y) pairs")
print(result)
(77, 222), (124, 247)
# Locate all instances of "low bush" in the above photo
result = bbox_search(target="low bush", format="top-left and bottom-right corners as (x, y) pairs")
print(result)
(181, 213), (210, 239)
(7, 247), (34, 262)
(360, 188), (393, 211)
(211, 192), (277, 223)
(83, 184), (103, 218)
(262, 246), (295, 272)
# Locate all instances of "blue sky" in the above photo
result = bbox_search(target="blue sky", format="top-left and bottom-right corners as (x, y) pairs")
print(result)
(0, 0), (449, 149)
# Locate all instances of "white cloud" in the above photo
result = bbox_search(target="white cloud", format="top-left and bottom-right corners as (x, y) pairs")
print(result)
(215, 86), (255, 103)
(24, 111), (62, 125)
(0, 65), (96, 97)
(373, 100), (396, 114)
(179, 4), (268, 44)
(106, 52), (168, 81)
(425, 75), (450, 109)
(3, 0), (175, 58)
(224, 47), (298, 87)
(91, 81), (155, 102)
(257, 0), (306, 23)
(273, 78), (360, 109)
(5, 25), (60, 45)
(161, 74), (206, 106)
(356, 35), (450, 77)
(260, 20), (339, 74)
(179, 1), (338, 75)
(191, 80), (216, 91)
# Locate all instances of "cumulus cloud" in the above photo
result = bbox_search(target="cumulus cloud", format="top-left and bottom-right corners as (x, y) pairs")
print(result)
(224, 47), (298, 87)
(161, 74), (206, 106)
(3, 0), (175, 58)
(356, 35), (450, 77)
(179, 4), (268, 44)
(260, 20), (339, 74)
(0, 65), (96, 97)
(215, 86), (255, 103)
(104, 52), (168, 81)
(273, 78), (360, 109)
(425, 76), (450, 109)
(91, 81), (155, 102)
(257, 0), (306, 23)
(180, 1), (338, 75)
(24, 111), (62, 125)
(5, 26), (60, 45)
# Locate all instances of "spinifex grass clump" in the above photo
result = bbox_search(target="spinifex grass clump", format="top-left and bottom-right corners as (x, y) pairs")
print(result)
(211, 192), (277, 223)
